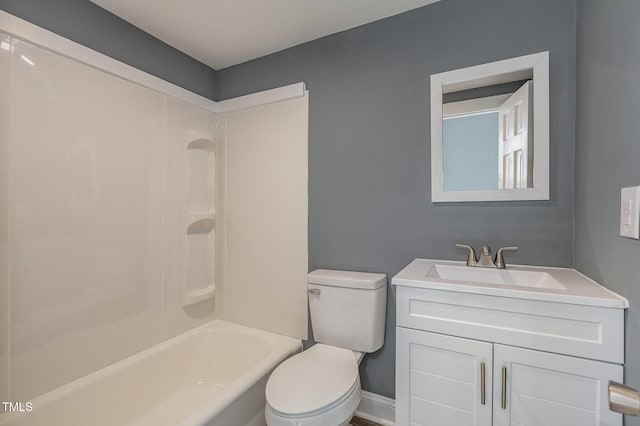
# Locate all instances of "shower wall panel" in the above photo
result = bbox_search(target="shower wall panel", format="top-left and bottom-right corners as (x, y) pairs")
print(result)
(225, 94), (309, 340)
(0, 31), (11, 408)
(2, 37), (219, 401)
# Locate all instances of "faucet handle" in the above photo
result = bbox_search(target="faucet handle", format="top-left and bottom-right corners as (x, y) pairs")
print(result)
(456, 244), (478, 267)
(494, 246), (518, 269)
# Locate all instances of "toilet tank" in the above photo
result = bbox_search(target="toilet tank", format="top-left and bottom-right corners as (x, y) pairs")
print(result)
(307, 269), (387, 353)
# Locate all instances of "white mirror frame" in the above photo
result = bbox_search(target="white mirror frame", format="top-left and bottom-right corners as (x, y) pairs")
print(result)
(431, 51), (550, 202)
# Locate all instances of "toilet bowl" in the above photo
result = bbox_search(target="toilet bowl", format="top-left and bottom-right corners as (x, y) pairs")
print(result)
(264, 269), (387, 426)
(265, 344), (361, 426)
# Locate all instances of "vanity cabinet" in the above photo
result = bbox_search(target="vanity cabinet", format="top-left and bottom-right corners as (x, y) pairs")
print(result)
(394, 284), (625, 426)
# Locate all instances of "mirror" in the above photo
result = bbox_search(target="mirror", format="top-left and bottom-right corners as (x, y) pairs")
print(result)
(431, 52), (549, 202)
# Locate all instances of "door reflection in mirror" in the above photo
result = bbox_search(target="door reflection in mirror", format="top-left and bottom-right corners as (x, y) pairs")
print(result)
(442, 80), (532, 192)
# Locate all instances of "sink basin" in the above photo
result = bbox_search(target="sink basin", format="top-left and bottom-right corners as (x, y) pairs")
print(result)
(426, 264), (567, 290)
(391, 258), (629, 308)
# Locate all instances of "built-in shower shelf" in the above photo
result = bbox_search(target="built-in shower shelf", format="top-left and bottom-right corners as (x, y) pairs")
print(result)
(182, 283), (216, 306)
(186, 212), (216, 232)
(182, 130), (218, 308)
(186, 132), (216, 212)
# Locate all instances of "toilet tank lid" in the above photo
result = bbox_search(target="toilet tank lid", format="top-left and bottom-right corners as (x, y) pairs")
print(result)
(308, 269), (387, 290)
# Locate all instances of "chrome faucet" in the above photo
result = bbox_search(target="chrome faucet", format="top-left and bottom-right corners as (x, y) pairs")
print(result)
(456, 244), (518, 269)
(455, 244), (477, 266)
(494, 246), (519, 269)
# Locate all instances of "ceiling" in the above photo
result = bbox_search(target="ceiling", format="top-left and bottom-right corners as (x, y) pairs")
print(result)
(90, 0), (441, 70)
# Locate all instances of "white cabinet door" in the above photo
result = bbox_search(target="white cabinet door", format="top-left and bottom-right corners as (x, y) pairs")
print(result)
(396, 328), (493, 426)
(493, 344), (623, 426)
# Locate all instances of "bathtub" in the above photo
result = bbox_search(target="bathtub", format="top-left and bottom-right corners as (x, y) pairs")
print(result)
(0, 320), (301, 426)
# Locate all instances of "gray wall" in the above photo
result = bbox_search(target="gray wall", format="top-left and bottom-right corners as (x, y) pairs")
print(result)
(216, 0), (577, 398)
(575, 1), (640, 424)
(16, 0), (636, 408)
(0, 0), (216, 99)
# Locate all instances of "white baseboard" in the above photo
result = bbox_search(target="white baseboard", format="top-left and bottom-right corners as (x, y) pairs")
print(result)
(355, 390), (395, 426)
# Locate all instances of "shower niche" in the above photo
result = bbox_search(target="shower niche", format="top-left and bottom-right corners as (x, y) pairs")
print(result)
(182, 131), (218, 307)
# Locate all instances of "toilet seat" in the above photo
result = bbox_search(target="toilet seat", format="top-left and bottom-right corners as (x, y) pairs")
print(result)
(265, 344), (361, 425)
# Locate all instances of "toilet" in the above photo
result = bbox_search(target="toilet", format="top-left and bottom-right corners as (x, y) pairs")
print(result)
(265, 269), (387, 426)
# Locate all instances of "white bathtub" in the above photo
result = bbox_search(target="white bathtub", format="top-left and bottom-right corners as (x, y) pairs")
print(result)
(0, 320), (301, 426)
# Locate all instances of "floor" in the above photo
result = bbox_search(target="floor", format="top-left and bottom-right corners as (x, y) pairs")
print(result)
(350, 416), (384, 426)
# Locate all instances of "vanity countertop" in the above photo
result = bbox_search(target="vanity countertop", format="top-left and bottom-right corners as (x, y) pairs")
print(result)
(392, 258), (629, 309)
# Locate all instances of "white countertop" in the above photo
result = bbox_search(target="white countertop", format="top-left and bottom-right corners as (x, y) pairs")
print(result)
(391, 258), (629, 309)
